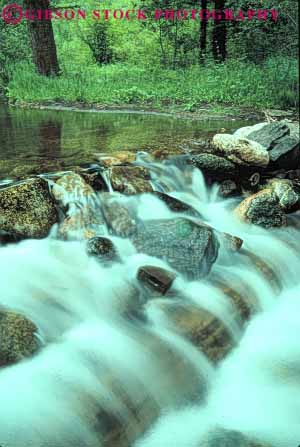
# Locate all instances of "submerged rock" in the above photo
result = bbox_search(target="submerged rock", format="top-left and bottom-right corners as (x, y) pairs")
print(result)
(235, 189), (287, 228)
(57, 206), (105, 241)
(101, 193), (137, 237)
(152, 191), (200, 216)
(0, 178), (58, 239)
(212, 134), (269, 168)
(201, 427), (269, 447)
(137, 265), (177, 295)
(109, 166), (153, 195)
(86, 237), (119, 263)
(95, 151), (136, 167)
(131, 218), (219, 279)
(0, 310), (39, 368)
(153, 301), (233, 363)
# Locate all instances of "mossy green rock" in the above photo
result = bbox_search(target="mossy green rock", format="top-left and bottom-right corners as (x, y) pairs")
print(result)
(0, 310), (39, 367)
(0, 178), (58, 239)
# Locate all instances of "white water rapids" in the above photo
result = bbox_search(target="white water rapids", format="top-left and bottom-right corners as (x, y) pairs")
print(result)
(0, 156), (299, 447)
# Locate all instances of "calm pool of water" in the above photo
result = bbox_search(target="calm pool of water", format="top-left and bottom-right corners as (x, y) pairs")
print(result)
(0, 103), (256, 179)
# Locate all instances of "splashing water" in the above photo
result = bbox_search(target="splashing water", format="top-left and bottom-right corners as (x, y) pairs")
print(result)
(0, 156), (299, 447)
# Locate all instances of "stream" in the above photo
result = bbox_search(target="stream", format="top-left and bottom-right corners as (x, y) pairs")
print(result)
(0, 105), (299, 447)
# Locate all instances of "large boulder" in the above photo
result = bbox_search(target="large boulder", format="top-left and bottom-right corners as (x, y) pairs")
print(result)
(234, 189), (287, 228)
(108, 166), (153, 195)
(247, 122), (290, 149)
(0, 178), (58, 239)
(0, 310), (39, 368)
(131, 218), (219, 279)
(246, 122), (299, 170)
(212, 134), (269, 168)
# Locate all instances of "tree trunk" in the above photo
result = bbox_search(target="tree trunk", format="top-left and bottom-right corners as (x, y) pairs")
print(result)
(212, 0), (227, 63)
(24, 0), (60, 76)
(199, 0), (208, 64)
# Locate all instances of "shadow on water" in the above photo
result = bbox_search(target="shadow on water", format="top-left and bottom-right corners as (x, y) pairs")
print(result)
(0, 103), (257, 179)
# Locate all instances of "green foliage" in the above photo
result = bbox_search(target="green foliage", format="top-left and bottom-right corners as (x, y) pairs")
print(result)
(0, 21), (30, 91)
(8, 58), (299, 110)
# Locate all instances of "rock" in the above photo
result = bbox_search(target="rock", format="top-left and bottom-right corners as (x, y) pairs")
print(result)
(200, 427), (268, 447)
(218, 180), (238, 198)
(234, 122), (267, 139)
(267, 178), (299, 212)
(247, 122), (290, 149)
(235, 189), (287, 228)
(286, 121), (299, 139)
(0, 178), (58, 239)
(109, 166), (153, 195)
(101, 193), (137, 237)
(189, 153), (237, 180)
(95, 151), (136, 167)
(9, 160), (64, 180)
(212, 134), (269, 168)
(151, 147), (182, 160)
(52, 172), (97, 209)
(268, 135), (299, 170)
(0, 310), (39, 368)
(137, 265), (177, 295)
(57, 206), (106, 241)
(220, 232), (243, 251)
(131, 218), (219, 279)
(86, 237), (119, 263)
(78, 168), (108, 192)
(153, 301), (233, 363)
(152, 192), (200, 216)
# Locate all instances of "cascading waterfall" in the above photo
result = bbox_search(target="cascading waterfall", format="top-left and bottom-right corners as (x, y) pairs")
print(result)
(0, 155), (299, 447)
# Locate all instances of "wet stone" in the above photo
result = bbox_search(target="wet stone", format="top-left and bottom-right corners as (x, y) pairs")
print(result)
(86, 236), (119, 263)
(0, 310), (39, 368)
(137, 265), (177, 295)
(0, 178), (58, 239)
(218, 179), (238, 198)
(131, 218), (219, 280)
(109, 165), (153, 195)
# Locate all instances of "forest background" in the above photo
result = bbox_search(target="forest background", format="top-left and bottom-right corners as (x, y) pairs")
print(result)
(0, 0), (298, 113)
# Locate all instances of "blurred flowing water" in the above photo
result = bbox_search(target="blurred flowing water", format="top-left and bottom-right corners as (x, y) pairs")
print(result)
(0, 106), (299, 447)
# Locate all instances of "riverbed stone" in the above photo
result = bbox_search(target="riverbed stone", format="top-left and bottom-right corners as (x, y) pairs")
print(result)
(109, 166), (153, 195)
(101, 193), (137, 237)
(201, 427), (269, 447)
(0, 310), (39, 368)
(86, 236), (119, 263)
(234, 122), (267, 139)
(218, 179), (239, 197)
(95, 151), (136, 167)
(137, 265), (177, 295)
(234, 189), (287, 228)
(131, 218), (219, 279)
(267, 178), (299, 211)
(152, 191), (200, 216)
(212, 134), (269, 168)
(0, 178), (58, 239)
(189, 153), (237, 179)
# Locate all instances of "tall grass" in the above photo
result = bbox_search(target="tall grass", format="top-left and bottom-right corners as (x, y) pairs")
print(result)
(7, 58), (299, 111)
